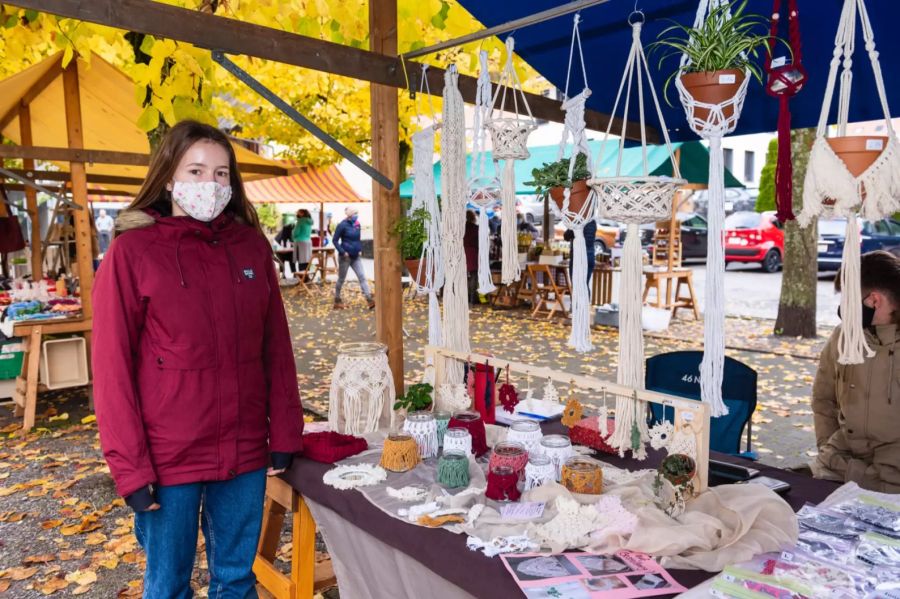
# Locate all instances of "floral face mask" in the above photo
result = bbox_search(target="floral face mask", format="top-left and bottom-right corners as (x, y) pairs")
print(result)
(171, 181), (232, 222)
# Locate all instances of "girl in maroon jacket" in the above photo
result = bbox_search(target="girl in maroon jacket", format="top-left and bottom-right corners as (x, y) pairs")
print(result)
(92, 120), (303, 598)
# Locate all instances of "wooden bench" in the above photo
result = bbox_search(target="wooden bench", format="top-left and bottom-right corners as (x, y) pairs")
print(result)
(642, 268), (699, 320)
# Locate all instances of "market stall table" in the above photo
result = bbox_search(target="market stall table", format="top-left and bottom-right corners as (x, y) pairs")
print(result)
(272, 420), (840, 599)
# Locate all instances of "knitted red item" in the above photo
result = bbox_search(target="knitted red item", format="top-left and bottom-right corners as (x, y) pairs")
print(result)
(486, 469), (521, 502)
(569, 416), (617, 455)
(301, 431), (368, 464)
(448, 415), (489, 457)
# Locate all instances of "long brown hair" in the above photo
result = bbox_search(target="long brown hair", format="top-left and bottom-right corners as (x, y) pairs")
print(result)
(129, 120), (263, 236)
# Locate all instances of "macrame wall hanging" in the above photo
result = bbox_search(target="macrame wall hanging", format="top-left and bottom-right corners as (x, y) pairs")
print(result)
(676, 0), (751, 417)
(800, 0), (900, 364)
(589, 14), (684, 458)
(440, 66), (472, 383)
(468, 51), (500, 295)
(487, 37), (537, 285)
(410, 64), (446, 349)
(765, 0), (807, 222)
(550, 14), (596, 353)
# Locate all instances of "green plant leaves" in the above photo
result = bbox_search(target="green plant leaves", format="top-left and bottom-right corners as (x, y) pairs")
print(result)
(525, 153), (591, 197)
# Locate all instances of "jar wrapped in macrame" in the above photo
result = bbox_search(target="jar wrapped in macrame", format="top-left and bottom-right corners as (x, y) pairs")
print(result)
(328, 342), (395, 434)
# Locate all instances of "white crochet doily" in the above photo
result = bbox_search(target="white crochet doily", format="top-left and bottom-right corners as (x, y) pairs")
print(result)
(323, 464), (387, 490)
(386, 486), (429, 502)
(516, 556), (574, 579)
(530, 496), (600, 549)
(648, 420), (675, 450)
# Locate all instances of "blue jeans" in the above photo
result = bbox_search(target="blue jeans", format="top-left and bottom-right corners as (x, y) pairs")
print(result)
(134, 468), (266, 599)
(335, 254), (372, 302)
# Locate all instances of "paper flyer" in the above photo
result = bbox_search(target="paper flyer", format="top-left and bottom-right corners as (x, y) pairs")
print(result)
(500, 550), (686, 598)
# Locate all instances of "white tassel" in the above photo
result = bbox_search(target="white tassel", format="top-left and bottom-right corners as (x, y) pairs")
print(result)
(699, 136), (729, 418)
(568, 226), (593, 352)
(477, 207), (496, 294)
(608, 394), (633, 458)
(838, 215), (874, 364)
(428, 291), (443, 347)
(617, 224), (644, 389)
(500, 160), (520, 284)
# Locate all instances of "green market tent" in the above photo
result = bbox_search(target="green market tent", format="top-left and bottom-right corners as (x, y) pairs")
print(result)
(399, 140), (743, 198)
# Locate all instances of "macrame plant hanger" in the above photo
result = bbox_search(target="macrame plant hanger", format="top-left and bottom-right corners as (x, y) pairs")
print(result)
(676, 0), (751, 418)
(589, 12), (685, 459)
(468, 51), (501, 295)
(440, 65), (472, 383)
(799, 0), (900, 364)
(487, 37), (538, 285)
(410, 64), (445, 350)
(764, 0), (807, 222)
(551, 14), (596, 354)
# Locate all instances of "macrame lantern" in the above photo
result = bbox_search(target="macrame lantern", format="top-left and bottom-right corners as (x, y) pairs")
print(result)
(440, 66), (472, 383)
(328, 342), (395, 434)
(799, 0), (900, 364)
(589, 15), (684, 459)
(410, 65), (445, 349)
(676, 0), (751, 418)
(765, 0), (808, 222)
(487, 37), (537, 285)
(549, 14), (597, 353)
(468, 51), (501, 295)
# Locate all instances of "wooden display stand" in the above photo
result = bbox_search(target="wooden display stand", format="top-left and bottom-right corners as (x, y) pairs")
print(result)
(425, 345), (712, 493)
(651, 219), (682, 268)
(254, 477), (335, 599)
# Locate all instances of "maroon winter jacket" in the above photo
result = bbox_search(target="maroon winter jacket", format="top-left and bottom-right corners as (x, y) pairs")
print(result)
(92, 209), (304, 498)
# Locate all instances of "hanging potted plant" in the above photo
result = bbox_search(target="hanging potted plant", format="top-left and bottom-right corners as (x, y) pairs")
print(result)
(650, 0), (777, 124)
(391, 207), (430, 286)
(526, 152), (592, 215)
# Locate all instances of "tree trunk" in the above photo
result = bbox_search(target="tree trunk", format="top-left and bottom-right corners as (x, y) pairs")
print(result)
(775, 128), (818, 338)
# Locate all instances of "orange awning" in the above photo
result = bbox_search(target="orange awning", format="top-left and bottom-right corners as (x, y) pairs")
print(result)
(243, 165), (366, 204)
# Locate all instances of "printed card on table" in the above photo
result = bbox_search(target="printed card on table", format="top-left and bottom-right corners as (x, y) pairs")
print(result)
(500, 550), (686, 598)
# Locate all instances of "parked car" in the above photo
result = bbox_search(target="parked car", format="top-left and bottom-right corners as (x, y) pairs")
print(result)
(553, 218), (618, 256)
(518, 195), (546, 226)
(690, 188), (758, 216)
(614, 212), (709, 260)
(818, 217), (900, 271)
(724, 211), (784, 273)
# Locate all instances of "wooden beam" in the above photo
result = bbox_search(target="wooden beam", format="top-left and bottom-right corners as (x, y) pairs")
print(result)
(0, 168), (145, 187)
(0, 145), (286, 176)
(0, 60), (63, 132)
(5, 0), (656, 142)
(370, 0), (404, 394)
(19, 105), (42, 281)
(62, 63), (94, 319)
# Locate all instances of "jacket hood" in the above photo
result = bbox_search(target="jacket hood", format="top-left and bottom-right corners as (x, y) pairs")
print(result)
(115, 208), (248, 239)
(870, 323), (900, 347)
(115, 209), (156, 232)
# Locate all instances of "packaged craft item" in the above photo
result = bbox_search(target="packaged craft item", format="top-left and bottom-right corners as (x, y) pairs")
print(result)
(561, 456), (603, 495)
(795, 529), (858, 565)
(856, 532), (900, 569)
(434, 411), (451, 448)
(437, 450), (470, 489)
(538, 434), (574, 481)
(506, 419), (542, 454)
(486, 464), (521, 502)
(833, 495), (900, 535)
(449, 410), (489, 457)
(488, 441), (528, 479)
(443, 427), (473, 456)
(380, 433), (421, 472)
(524, 454), (555, 491)
(761, 552), (873, 598)
(796, 504), (865, 540)
(403, 410), (439, 458)
(301, 431), (368, 463)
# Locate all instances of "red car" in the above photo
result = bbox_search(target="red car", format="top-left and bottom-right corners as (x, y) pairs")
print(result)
(724, 211), (784, 273)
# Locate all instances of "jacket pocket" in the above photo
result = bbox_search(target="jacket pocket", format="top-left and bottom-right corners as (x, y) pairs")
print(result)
(154, 343), (216, 370)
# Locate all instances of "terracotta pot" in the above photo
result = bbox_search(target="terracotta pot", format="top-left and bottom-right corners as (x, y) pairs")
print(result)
(826, 136), (889, 178)
(405, 258), (426, 287)
(550, 179), (591, 215)
(681, 69), (746, 124)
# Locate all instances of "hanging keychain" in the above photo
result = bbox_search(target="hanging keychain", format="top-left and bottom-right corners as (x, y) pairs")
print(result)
(562, 381), (583, 428)
(648, 402), (675, 450)
(498, 365), (519, 413)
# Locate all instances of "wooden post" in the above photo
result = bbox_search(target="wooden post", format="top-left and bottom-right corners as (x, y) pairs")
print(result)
(369, 0), (404, 392)
(62, 62), (94, 320)
(668, 148), (681, 275)
(19, 103), (42, 281)
(318, 201), (325, 243)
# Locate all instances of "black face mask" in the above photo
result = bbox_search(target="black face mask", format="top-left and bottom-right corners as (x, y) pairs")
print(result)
(837, 302), (877, 328)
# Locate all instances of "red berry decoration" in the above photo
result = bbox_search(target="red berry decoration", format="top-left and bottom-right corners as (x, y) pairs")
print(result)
(498, 366), (519, 413)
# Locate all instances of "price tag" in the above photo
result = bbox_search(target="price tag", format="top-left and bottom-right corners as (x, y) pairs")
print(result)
(719, 73), (737, 84)
(866, 138), (885, 151)
(772, 56), (787, 68)
(781, 550), (795, 562)
(500, 502), (545, 520)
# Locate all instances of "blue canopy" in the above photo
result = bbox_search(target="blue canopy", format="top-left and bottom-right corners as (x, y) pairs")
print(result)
(455, 0), (900, 142)
(398, 140), (743, 198)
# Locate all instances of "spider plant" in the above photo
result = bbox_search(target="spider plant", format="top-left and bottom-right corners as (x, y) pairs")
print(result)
(649, 0), (786, 104)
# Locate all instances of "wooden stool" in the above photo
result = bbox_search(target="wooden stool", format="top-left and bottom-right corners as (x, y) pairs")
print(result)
(591, 266), (613, 306)
(642, 269), (699, 320)
(254, 477), (335, 599)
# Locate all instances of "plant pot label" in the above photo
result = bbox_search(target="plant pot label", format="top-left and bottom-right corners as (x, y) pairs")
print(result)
(866, 138), (885, 151)
(771, 56), (787, 68)
(718, 73), (737, 84)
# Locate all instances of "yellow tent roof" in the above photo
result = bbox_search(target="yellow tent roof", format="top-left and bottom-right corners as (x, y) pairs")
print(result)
(0, 53), (287, 193)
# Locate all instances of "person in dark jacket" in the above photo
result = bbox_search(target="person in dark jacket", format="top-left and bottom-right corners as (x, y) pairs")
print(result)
(92, 120), (303, 598)
(332, 206), (374, 310)
(564, 219), (597, 285)
(463, 210), (479, 303)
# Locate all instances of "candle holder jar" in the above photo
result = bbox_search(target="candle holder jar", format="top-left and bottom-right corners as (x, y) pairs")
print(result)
(402, 411), (439, 459)
(486, 464), (521, 502)
(507, 419), (543, 454)
(329, 342), (395, 434)
(379, 433), (420, 472)
(448, 410), (489, 457)
(538, 434), (574, 481)
(434, 411), (452, 448)
(524, 454), (555, 491)
(442, 427), (473, 456)
(488, 441), (528, 478)
(437, 450), (470, 488)
(561, 456), (603, 495)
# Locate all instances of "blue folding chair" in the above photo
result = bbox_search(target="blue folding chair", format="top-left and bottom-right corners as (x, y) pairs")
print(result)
(645, 351), (757, 459)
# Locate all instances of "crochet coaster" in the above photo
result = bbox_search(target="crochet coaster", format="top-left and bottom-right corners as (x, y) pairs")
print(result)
(301, 431), (368, 464)
(449, 415), (489, 457)
(569, 416), (617, 455)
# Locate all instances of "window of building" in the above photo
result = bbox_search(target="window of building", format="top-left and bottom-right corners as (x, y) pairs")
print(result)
(744, 150), (756, 182)
(724, 148), (734, 172)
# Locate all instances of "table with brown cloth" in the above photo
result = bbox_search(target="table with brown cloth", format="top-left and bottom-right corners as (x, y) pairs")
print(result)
(280, 421), (839, 598)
